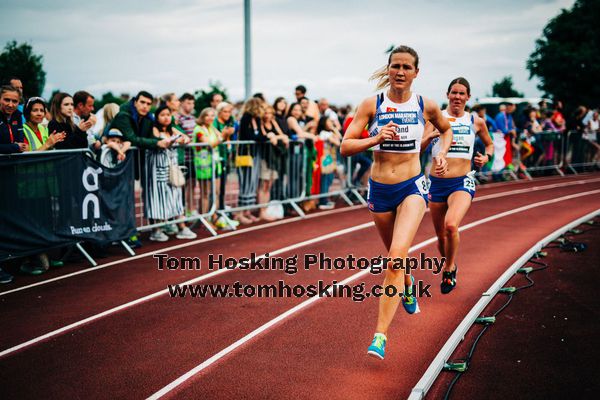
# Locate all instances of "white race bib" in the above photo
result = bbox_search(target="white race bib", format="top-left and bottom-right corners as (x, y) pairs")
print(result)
(463, 177), (475, 191)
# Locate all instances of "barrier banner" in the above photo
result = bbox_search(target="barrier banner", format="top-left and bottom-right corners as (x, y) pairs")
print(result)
(0, 151), (135, 260)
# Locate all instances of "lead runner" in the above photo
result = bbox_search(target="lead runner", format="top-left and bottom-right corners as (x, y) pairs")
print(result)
(341, 45), (452, 360)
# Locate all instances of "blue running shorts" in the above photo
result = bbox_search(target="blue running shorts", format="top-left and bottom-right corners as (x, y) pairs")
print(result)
(428, 174), (475, 203)
(367, 174), (429, 213)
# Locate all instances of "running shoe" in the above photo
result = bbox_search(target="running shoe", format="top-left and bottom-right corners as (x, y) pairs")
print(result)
(176, 227), (197, 240)
(441, 265), (457, 294)
(0, 268), (14, 284)
(367, 333), (387, 360)
(402, 275), (420, 314)
(149, 230), (169, 242)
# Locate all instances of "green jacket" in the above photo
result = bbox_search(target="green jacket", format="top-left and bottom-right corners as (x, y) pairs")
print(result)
(110, 101), (159, 149)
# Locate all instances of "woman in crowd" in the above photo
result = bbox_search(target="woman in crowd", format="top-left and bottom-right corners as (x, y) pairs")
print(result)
(341, 45), (452, 360)
(19, 97), (67, 275)
(273, 97), (289, 135)
(193, 107), (223, 223)
(161, 92), (181, 121)
(145, 105), (196, 241)
(258, 105), (289, 221)
(96, 103), (120, 138)
(49, 93), (88, 150)
(236, 97), (268, 224)
(23, 97), (66, 151)
(422, 77), (493, 294)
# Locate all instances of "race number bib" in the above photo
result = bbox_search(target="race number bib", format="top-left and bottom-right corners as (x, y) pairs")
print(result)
(463, 177), (476, 191)
(416, 175), (429, 195)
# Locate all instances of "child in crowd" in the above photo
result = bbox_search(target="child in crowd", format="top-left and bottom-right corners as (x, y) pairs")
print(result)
(99, 128), (131, 168)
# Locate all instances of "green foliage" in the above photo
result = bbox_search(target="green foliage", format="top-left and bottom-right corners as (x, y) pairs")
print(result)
(0, 41), (46, 99)
(527, 0), (600, 110)
(490, 75), (524, 98)
(194, 81), (228, 114)
(94, 92), (128, 110)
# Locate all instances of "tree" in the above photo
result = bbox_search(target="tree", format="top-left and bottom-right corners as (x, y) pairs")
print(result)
(490, 75), (524, 98)
(94, 92), (128, 110)
(194, 81), (228, 114)
(0, 41), (46, 98)
(527, 0), (600, 110)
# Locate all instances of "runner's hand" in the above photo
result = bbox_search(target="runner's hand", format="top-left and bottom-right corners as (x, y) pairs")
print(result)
(474, 151), (488, 167)
(376, 121), (398, 144)
(434, 153), (448, 176)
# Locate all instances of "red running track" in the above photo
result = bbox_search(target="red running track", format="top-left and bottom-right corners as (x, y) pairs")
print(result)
(0, 174), (599, 399)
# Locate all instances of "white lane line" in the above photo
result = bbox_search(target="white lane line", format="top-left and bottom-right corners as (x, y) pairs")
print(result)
(146, 188), (600, 399)
(0, 205), (364, 297)
(0, 221), (373, 358)
(3, 177), (597, 297)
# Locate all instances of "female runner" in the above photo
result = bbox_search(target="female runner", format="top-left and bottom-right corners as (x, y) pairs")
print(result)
(423, 77), (493, 294)
(341, 46), (452, 360)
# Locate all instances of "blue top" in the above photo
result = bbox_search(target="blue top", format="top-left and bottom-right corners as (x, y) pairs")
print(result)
(494, 112), (514, 135)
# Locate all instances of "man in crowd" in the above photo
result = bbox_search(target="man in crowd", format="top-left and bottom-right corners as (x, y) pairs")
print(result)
(294, 84), (320, 122)
(0, 84), (26, 283)
(111, 91), (170, 150)
(318, 98), (341, 130)
(72, 90), (100, 150)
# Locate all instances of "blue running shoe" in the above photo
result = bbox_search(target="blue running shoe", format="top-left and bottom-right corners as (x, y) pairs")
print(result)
(367, 333), (387, 360)
(402, 275), (420, 314)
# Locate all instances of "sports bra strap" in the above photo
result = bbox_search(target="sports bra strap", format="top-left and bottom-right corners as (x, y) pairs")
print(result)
(376, 92), (384, 109)
(471, 114), (475, 124)
(417, 95), (424, 113)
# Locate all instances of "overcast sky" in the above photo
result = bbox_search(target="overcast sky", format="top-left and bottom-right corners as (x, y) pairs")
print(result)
(1, 0), (574, 106)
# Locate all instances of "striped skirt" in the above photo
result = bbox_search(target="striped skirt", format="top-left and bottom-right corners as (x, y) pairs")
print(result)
(144, 148), (184, 220)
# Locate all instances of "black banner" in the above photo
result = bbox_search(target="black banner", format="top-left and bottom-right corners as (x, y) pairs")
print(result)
(0, 151), (136, 261)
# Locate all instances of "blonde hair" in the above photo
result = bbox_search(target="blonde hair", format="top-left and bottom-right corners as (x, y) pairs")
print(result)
(370, 45), (420, 91)
(241, 97), (264, 118)
(102, 103), (120, 125)
(197, 107), (216, 126)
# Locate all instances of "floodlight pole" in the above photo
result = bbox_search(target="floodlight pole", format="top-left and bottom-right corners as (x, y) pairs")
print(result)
(244, 0), (252, 99)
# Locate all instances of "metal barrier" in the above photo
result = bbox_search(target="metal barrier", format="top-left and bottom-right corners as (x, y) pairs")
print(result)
(519, 130), (566, 176)
(345, 150), (371, 205)
(134, 142), (218, 235)
(218, 139), (308, 220)
(564, 130), (600, 173)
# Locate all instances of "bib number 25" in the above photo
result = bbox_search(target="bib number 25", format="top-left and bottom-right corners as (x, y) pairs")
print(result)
(463, 177), (476, 191)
